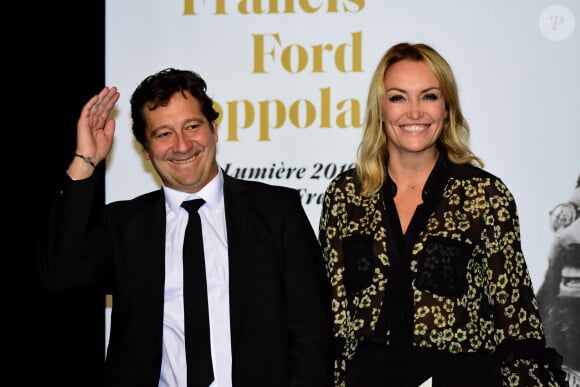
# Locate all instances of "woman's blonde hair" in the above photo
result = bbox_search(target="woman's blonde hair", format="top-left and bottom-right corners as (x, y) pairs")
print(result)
(356, 42), (483, 196)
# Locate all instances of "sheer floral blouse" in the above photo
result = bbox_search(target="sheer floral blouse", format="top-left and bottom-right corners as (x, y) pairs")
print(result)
(319, 154), (566, 386)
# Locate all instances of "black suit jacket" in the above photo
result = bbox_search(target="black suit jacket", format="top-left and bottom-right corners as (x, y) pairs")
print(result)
(39, 169), (333, 386)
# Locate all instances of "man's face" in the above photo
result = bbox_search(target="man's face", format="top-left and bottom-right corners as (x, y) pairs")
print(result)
(142, 91), (219, 193)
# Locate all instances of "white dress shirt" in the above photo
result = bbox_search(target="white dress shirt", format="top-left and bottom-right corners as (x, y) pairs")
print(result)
(159, 169), (231, 387)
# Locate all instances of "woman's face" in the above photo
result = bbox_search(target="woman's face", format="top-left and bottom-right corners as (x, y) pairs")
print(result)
(381, 59), (447, 158)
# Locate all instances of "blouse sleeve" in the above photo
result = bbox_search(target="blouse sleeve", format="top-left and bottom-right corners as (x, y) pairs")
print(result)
(318, 174), (351, 387)
(483, 179), (567, 386)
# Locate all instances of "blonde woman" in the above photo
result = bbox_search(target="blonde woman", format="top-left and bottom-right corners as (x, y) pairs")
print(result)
(319, 42), (567, 387)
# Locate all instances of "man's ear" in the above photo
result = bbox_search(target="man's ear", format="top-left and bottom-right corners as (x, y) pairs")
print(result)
(142, 145), (151, 160)
(212, 121), (218, 142)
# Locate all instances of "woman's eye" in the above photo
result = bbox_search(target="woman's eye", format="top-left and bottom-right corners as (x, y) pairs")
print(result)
(423, 93), (439, 101)
(388, 95), (405, 102)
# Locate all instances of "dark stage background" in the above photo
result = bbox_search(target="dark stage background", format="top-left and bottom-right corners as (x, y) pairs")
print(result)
(14, 2), (106, 386)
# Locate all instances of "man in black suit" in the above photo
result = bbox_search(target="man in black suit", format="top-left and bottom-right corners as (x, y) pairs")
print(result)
(38, 68), (333, 386)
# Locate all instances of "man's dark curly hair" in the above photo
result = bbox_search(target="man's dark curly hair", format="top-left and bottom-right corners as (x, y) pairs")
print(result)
(130, 68), (219, 149)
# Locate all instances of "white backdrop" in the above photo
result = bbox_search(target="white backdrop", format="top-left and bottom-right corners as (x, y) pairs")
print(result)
(105, 0), (579, 352)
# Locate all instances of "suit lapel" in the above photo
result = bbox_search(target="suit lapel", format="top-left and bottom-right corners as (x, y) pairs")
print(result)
(223, 175), (248, 350)
(140, 190), (168, 327)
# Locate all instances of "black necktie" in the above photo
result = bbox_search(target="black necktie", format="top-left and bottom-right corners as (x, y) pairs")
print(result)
(181, 199), (214, 387)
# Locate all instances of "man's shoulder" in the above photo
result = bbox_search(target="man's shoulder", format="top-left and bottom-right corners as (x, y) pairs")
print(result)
(106, 189), (163, 211)
(225, 174), (299, 196)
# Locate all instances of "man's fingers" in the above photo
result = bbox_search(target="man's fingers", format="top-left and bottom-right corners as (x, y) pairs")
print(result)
(88, 87), (120, 130)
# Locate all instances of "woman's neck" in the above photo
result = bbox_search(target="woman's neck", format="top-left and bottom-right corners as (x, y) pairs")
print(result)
(387, 148), (439, 191)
